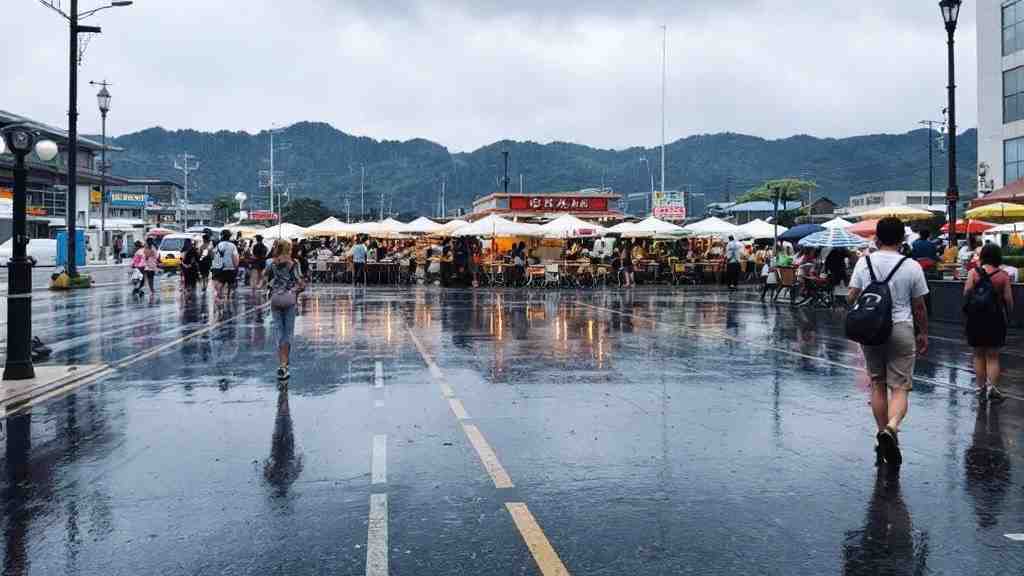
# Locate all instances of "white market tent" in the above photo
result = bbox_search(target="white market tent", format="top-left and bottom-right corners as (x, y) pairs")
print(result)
(452, 214), (543, 238)
(262, 222), (309, 239)
(821, 217), (854, 229)
(403, 216), (445, 234)
(306, 217), (353, 237)
(539, 214), (608, 239)
(432, 219), (470, 237)
(738, 219), (788, 240)
(683, 217), (750, 240)
(620, 217), (687, 238)
(379, 218), (407, 233)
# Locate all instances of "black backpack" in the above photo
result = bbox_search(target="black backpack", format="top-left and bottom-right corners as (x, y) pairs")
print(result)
(845, 256), (909, 346)
(964, 267), (1004, 317)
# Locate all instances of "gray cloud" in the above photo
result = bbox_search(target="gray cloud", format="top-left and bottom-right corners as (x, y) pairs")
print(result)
(0, 0), (976, 152)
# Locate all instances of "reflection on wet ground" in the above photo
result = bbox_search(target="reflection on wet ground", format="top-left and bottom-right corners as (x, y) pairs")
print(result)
(1, 283), (1022, 575)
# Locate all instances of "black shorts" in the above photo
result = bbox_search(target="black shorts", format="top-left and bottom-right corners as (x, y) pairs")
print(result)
(252, 259), (266, 271)
(214, 269), (237, 285)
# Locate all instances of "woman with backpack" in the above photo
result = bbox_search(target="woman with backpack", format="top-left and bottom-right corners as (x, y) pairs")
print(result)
(266, 239), (305, 382)
(963, 243), (1015, 402)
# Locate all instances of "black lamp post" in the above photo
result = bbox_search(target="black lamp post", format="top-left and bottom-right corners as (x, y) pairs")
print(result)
(940, 0), (961, 239)
(91, 81), (111, 260)
(0, 126), (59, 380)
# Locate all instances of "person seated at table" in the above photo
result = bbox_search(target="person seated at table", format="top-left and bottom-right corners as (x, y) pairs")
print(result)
(527, 248), (541, 266)
(316, 244), (333, 261)
(632, 242), (646, 262)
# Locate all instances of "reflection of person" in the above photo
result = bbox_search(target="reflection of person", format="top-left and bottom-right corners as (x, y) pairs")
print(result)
(964, 406), (1011, 529)
(842, 470), (928, 576)
(264, 388), (303, 497)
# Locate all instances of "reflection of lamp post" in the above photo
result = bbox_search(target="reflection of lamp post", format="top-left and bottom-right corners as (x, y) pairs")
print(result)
(91, 80), (111, 260)
(0, 126), (59, 380)
(940, 0), (961, 238)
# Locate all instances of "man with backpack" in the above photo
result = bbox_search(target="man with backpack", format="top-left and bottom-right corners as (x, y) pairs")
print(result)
(846, 217), (929, 468)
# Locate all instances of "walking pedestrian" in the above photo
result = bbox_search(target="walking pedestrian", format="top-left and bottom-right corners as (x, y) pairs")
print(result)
(113, 236), (124, 264)
(963, 243), (1014, 402)
(212, 229), (240, 300)
(847, 217), (929, 468)
(267, 240), (304, 382)
(180, 239), (200, 293)
(725, 235), (742, 290)
(350, 236), (368, 285)
(198, 231), (214, 292)
(250, 235), (269, 293)
(143, 238), (159, 298)
(130, 240), (146, 297)
(619, 244), (634, 287)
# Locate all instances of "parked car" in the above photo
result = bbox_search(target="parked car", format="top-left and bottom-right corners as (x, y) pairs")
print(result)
(0, 238), (58, 267)
(157, 233), (200, 270)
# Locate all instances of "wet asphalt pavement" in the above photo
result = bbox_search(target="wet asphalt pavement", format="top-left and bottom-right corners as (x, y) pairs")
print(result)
(1, 278), (1023, 575)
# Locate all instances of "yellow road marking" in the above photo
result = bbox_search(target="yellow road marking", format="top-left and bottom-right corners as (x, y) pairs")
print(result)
(506, 503), (571, 576)
(462, 423), (513, 488)
(448, 398), (470, 420)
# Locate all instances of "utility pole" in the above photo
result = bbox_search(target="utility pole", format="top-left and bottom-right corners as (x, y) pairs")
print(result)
(919, 119), (943, 208)
(360, 164), (365, 220)
(440, 175), (447, 218)
(174, 153), (199, 230)
(344, 197), (351, 223)
(269, 127), (275, 216)
(519, 174), (524, 194)
(660, 24), (667, 200)
(502, 150), (510, 194)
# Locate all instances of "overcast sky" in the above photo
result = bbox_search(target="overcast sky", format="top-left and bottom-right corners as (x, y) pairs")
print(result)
(1, 0), (977, 152)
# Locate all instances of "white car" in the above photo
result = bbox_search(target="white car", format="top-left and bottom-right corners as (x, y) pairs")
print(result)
(0, 238), (58, 267)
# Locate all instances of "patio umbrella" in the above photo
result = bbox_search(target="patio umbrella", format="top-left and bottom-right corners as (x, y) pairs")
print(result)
(939, 220), (995, 234)
(855, 206), (934, 222)
(778, 224), (825, 243)
(738, 219), (787, 240)
(452, 214), (543, 238)
(145, 227), (175, 238)
(683, 216), (747, 239)
(403, 216), (445, 234)
(798, 228), (869, 249)
(847, 219), (880, 238)
(539, 214), (608, 239)
(621, 216), (689, 238)
(964, 202), (1024, 222)
(821, 217), (854, 229)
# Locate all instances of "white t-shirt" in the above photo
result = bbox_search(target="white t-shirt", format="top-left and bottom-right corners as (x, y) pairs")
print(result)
(849, 250), (929, 324)
(213, 241), (238, 271)
(725, 241), (742, 263)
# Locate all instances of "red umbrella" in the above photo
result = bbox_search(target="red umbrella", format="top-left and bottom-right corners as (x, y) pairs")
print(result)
(847, 219), (880, 238)
(940, 220), (994, 234)
(146, 227), (175, 238)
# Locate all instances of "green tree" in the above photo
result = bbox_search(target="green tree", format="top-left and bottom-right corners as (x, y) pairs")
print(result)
(282, 197), (330, 227)
(212, 195), (240, 222)
(736, 178), (817, 203)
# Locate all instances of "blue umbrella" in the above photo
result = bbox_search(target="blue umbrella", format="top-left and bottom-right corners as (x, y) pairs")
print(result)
(778, 224), (824, 243)
(798, 228), (869, 249)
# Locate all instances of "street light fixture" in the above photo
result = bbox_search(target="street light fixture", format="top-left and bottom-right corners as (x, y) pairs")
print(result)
(1, 125), (59, 381)
(38, 0), (133, 275)
(91, 80), (112, 260)
(939, 0), (961, 239)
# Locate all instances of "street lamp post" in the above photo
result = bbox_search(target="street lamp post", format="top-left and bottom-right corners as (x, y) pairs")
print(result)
(0, 127), (60, 380)
(91, 81), (111, 260)
(940, 0), (961, 239)
(39, 0), (133, 275)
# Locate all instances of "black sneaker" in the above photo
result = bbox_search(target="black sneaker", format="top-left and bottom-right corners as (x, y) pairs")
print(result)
(874, 442), (884, 466)
(988, 386), (1005, 403)
(975, 387), (988, 401)
(878, 427), (902, 467)
(277, 366), (289, 381)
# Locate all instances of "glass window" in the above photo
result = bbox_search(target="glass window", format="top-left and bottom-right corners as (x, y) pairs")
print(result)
(1005, 1), (1024, 56)
(1005, 137), (1024, 185)
(1005, 67), (1024, 124)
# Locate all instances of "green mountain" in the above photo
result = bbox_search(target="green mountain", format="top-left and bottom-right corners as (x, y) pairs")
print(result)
(103, 122), (978, 218)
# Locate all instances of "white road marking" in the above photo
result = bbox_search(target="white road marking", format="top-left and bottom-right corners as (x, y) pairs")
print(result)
(374, 361), (384, 388)
(448, 398), (470, 420)
(372, 434), (387, 484)
(374, 399), (385, 408)
(1006, 533), (1024, 541)
(366, 493), (389, 576)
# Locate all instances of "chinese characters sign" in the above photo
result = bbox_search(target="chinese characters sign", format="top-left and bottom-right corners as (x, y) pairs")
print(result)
(653, 190), (687, 221)
(509, 196), (609, 213)
(249, 210), (279, 221)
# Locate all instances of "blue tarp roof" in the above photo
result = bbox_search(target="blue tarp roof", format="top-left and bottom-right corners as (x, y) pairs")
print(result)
(726, 201), (803, 212)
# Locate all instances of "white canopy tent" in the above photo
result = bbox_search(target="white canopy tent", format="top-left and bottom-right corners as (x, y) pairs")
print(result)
(738, 219), (787, 240)
(539, 214), (608, 239)
(432, 219), (470, 237)
(262, 222), (309, 239)
(683, 217), (750, 240)
(619, 216), (688, 238)
(403, 216), (445, 234)
(306, 217), (353, 237)
(452, 214), (543, 238)
(821, 217), (854, 229)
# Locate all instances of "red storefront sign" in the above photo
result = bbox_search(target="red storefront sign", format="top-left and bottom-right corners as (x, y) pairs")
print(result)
(508, 196), (609, 212)
(249, 210), (279, 221)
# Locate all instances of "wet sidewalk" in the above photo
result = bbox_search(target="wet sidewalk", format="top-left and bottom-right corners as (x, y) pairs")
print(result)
(1, 284), (1022, 575)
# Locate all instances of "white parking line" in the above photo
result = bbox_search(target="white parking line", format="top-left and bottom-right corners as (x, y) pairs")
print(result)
(372, 434), (387, 485)
(1006, 533), (1024, 541)
(448, 398), (470, 420)
(374, 361), (384, 388)
(374, 399), (385, 408)
(366, 493), (389, 576)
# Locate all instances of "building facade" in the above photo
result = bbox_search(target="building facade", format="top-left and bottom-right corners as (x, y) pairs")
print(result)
(978, 0), (1024, 195)
(837, 190), (947, 217)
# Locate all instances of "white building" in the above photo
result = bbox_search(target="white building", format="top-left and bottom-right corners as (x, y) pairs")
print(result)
(977, 0), (1024, 194)
(838, 191), (947, 217)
